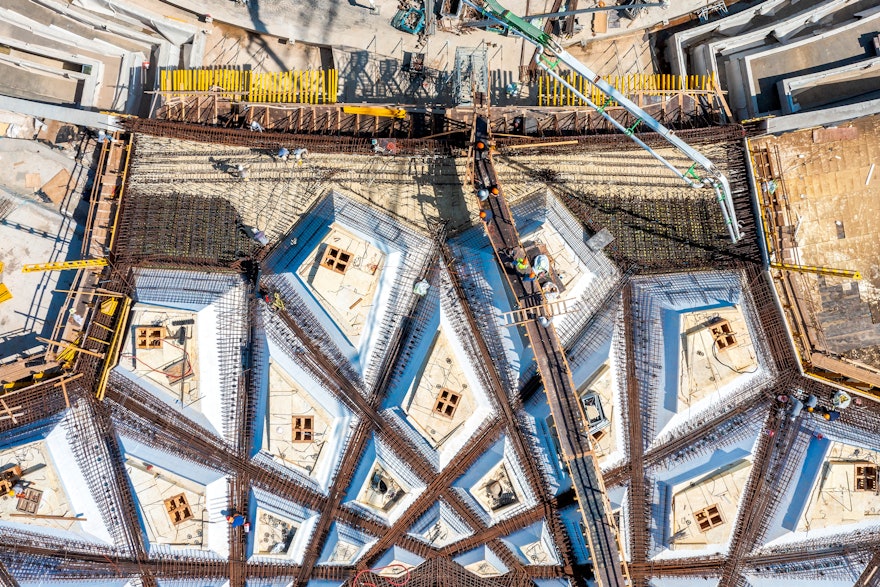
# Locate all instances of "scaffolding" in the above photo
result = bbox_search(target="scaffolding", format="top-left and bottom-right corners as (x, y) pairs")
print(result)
(453, 47), (489, 106)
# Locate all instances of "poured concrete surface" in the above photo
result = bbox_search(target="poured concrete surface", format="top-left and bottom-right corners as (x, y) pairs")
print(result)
(404, 329), (476, 449)
(679, 306), (758, 409)
(670, 458), (752, 550)
(297, 225), (384, 343)
(126, 457), (207, 548)
(753, 115), (880, 366)
(798, 441), (880, 532)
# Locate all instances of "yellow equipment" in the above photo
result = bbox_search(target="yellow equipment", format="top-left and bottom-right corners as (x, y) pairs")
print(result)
(21, 258), (109, 273)
(0, 262), (9, 304)
(770, 262), (862, 280)
(342, 106), (407, 119)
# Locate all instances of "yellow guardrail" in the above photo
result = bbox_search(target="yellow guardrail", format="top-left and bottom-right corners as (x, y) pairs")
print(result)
(159, 68), (338, 104)
(539, 72), (719, 107)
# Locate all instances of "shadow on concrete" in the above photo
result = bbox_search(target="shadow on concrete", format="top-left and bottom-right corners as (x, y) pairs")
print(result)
(246, 0), (294, 71)
(338, 49), (453, 105)
(0, 132), (94, 360)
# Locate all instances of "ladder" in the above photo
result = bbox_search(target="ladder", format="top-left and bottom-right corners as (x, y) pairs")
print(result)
(501, 297), (577, 326)
(21, 258), (109, 273)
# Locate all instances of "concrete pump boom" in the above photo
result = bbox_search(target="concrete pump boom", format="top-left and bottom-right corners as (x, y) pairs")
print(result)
(465, 0), (742, 243)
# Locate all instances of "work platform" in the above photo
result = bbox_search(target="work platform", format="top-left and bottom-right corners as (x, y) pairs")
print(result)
(470, 111), (627, 587)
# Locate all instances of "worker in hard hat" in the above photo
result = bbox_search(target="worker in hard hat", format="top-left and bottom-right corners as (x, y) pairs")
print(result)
(479, 209), (493, 223)
(515, 257), (531, 275)
(821, 409), (841, 422)
(293, 147), (308, 167)
(277, 147), (290, 161)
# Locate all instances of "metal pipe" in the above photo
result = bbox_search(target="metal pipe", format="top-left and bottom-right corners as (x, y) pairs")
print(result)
(466, 0), (742, 243)
(536, 55), (691, 184)
(523, 1), (668, 21)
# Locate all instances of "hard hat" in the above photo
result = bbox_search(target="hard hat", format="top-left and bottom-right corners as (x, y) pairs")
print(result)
(479, 211), (487, 218)
(476, 141), (485, 149)
(822, 412), (831, 420)
(491, 187), (499, 195)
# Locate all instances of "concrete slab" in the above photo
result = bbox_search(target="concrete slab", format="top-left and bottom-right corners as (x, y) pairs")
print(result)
(669, 458), (752, 550)
(679, 307), (759, 410)
(297, 225), (385, 343)
(797, 441), (880, 532)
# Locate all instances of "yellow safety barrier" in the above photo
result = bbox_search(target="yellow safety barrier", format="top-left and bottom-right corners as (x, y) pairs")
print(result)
(538, 72), (719, 107)
(21, 258), (109, 273)
(160, 68), (339, 104)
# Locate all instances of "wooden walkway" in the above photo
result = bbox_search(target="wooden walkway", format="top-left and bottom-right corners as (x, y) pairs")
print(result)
(471, 112), (628, 587)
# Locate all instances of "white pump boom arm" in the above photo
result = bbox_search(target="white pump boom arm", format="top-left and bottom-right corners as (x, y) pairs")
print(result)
(466, 0), (742, 243)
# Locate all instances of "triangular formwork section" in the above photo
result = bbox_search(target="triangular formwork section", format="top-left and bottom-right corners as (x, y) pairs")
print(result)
(453, 545), (509, 577)
(117, 434), (228, 560)
(452, 436), (537, 527)
(252, 307), (357, 494)
(0, 407), (116, 548)
(763, 422), (880, 550)
(316, 522), (376, 566)
(372, 545), (425, 577)
(500, 520), (561, 566)
(114, 268), (247, 441)
(343, 435), (426, 525)
(408, 500), (474, 548)
(382, 264), (496, 471)
(628, 271), (773, 449)
(247, 486), (320, 563)
(264, 190), (432, 390)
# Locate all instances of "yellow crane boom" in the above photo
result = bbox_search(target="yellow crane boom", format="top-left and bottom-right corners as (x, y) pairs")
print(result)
(770, 262), (861, 280)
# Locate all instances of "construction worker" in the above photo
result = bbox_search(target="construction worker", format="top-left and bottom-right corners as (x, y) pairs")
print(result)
(236, 164), (249, 181)
(523, 271), (537, 282)
(515, 257), (530, 275)
(277, 147), (290, 161)
(249, 120), (264, 132)
(293, 147), (308, 166)
(477, 188), (489, 201)
(479, 209), (493, 223)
